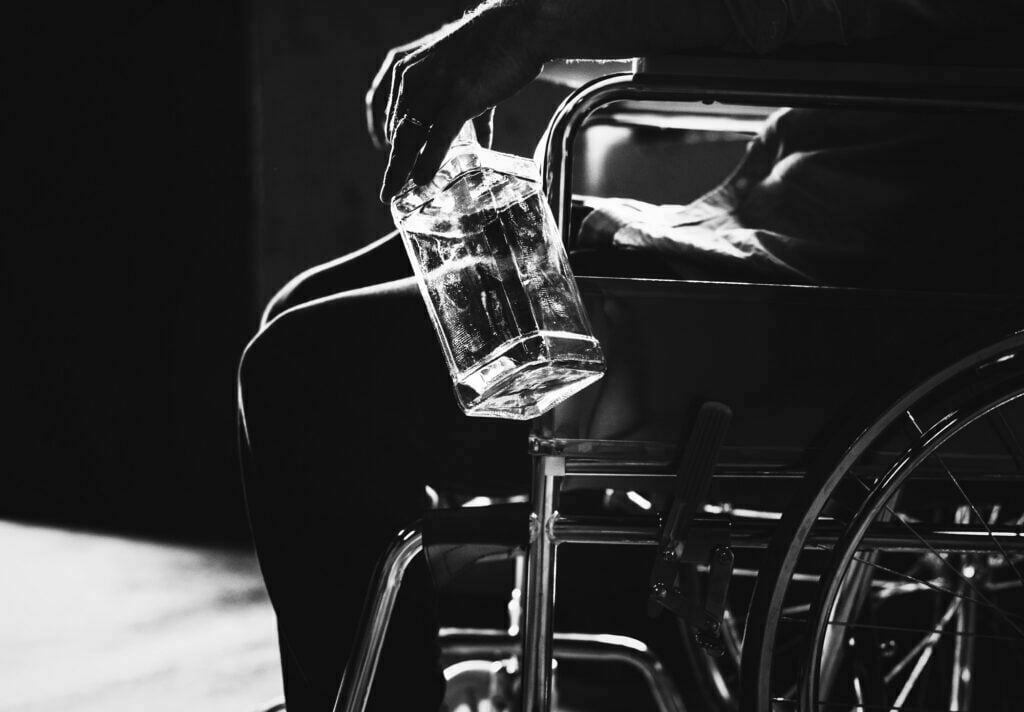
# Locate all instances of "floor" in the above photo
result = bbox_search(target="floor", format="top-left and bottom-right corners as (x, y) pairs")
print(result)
(0, 520), (283, 712)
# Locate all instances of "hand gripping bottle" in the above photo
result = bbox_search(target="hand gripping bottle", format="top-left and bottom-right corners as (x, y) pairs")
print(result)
(391, 123), (605, 419)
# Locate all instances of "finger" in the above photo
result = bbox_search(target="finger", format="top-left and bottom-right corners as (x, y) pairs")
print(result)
(384, 59), (405, 145)
(366, 49), (398, 148)
(411, 118), (462, 186)
(380, 115), (431, 202)
(365, 86), (385, 150)
(473, 108), (495, 149)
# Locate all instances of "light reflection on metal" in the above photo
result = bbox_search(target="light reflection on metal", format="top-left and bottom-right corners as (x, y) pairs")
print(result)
(334, 527), (423, 712)
(625, 490), (653, 510)
(704, 503), (782, 520)
(440, 628), (685, 712)
(521, 456), (561, 712)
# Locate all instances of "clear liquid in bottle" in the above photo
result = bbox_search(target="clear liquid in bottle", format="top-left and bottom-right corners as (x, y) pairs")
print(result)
(392, 125), (604, 419)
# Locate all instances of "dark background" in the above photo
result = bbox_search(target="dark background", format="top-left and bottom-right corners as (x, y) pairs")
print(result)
(9, 2), (256, 543)
(6, 1), (573, 545)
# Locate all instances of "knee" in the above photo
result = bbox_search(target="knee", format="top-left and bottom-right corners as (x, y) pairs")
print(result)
(260, 266), (319, 328)
(237, 312), (283, 435)
(260, 231), (406, 327)
(260, 256), (359, 328)
(240, 293), (384, 423)
(240, 302), (316, 411)
(240, 284), (434, 423)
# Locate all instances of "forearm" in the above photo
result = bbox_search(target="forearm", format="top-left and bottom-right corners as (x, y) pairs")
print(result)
(518, 0), (972, 61)
(526, 0), (736, 60)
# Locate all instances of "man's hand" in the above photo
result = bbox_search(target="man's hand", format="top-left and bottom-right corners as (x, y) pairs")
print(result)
(365, 38), (424, 152)
(366, 35), (497, 153)
(378, 0), (545, 202)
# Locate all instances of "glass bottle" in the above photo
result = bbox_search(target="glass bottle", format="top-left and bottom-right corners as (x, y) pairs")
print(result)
(391, 123), (605, 419)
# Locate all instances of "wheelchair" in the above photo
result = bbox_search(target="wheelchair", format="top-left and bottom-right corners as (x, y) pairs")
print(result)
(332, 53), (1024, 712)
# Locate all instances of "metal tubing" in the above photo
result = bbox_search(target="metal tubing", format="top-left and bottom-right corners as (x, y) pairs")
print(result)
(542, 73), (637, 247)
(549, 514), (661, 546)
(441, 628), (686, 712)
(333, 527), (424, 712)
(521, 456), (563, 712)
(548, 513), (1024, 552)
(326, 503), (1020, 712)
(541, 73), (1024, 250)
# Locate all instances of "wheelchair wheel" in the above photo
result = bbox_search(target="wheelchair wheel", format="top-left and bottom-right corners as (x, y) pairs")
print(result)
(741, 332), (1024, 712)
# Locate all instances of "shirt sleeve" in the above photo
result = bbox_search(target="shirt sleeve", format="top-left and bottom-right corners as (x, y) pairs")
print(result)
(719, 0), (962, 54)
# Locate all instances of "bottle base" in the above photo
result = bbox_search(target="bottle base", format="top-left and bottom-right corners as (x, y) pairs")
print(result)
(454, 332), (605, 420)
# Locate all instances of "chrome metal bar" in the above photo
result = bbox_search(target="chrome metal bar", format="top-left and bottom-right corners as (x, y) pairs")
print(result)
(542, 73), (636, 248)
(550, 514), (661, 546)
(548, 513), (1024, 553)
(440, 628), (686, 712)
(508, 553), (525, 637)
(521, 456), (563, 712)
(334, 527), (424, 712)
(540, 72), (1024, 250)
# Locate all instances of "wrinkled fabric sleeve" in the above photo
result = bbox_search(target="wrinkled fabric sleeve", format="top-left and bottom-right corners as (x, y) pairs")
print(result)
(720, 0), (962, 54)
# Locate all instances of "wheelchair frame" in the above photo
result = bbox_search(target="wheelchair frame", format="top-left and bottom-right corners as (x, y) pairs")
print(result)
(334, 57), (1024, 712)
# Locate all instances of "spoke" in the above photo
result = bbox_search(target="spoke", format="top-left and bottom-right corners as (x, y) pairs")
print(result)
(950, 582), (975, 711)
(803, 531), (1024, 626)
(890, 635), (940, 712)
(848, 554), (1024, 629)
(852, 673), (866, 712)
(990, 409), (1024, 475)
(883, 599), (960, 684)
(825, 619), (1024, 644)
(846, 471), (1024, 639)
(905, 410), (1024, 597)
(872, 579), (943, 600)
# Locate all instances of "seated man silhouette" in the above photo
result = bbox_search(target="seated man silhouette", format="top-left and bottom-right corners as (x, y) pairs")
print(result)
(238, 1), (1024, 710)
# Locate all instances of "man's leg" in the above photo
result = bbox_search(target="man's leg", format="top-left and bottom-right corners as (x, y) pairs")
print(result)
(258, 200), (674, 329)
(261, 231), (409, 327)
(239, 276), (530, 711)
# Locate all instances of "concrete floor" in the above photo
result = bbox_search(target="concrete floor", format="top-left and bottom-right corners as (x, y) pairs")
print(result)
(0, 520), (283, 712)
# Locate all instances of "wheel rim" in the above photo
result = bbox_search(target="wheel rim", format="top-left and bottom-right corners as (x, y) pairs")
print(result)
(802, 385), (1024, 711)
(741, 333), (1024, 712)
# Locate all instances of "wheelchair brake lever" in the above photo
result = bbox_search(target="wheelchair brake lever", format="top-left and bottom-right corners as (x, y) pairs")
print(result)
(647, 402), (733, 656)
(649, 520), (734, 655)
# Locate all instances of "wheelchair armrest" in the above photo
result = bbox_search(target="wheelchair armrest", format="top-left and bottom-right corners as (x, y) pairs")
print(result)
(635, 53), (1024, 96)
(543, 56), (1024, 246)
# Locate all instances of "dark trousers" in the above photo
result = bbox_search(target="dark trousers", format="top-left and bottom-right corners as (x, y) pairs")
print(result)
(238, 231), (532, 711)
(237, 211), (684, 711)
